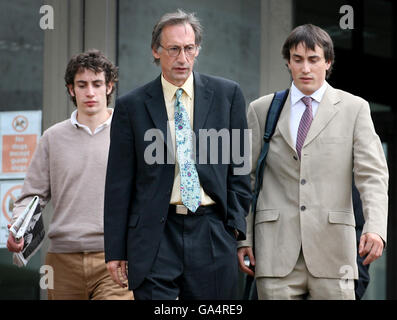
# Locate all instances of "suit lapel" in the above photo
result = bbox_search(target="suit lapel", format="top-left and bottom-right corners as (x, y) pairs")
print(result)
(193, 72), (214, 136)
(192, 72), (215, 184)
(144, 75), (172, 152)
(304, 84), (341, 147)
(277, 91), (296, 151)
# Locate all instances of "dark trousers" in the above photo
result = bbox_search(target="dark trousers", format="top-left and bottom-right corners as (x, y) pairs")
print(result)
(133, 207), (238, 300)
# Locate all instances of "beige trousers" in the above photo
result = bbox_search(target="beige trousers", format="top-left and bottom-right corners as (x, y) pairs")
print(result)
(256, 250), (355, 300)
(45, 252), (133, 300)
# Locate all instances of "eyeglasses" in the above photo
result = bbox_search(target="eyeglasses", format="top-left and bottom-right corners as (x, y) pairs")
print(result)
(159, 44), (198, 57)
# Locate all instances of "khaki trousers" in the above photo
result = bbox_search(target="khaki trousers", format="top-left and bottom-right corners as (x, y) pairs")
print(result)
(256, 250), (355, 300)
(45, 252), (133, 300)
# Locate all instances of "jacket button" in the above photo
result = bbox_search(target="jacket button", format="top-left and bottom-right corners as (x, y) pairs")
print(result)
(301, 179), (306, 185)
(160, 217), (165, 223)
(293, 155), (298, 160)
(300, 206), (306, 211)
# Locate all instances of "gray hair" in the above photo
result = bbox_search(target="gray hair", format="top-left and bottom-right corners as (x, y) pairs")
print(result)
(151, 9), (203, 65)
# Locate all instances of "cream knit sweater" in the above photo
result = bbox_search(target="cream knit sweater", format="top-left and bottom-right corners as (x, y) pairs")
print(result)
(12, 118), (111, 253)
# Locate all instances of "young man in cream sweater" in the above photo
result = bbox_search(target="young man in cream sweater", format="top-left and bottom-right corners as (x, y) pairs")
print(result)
(7, 50), (133, 300)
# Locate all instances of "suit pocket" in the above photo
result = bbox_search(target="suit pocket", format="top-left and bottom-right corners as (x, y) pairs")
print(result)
(255, 209), (280, 225)
(328, 211), (355, 227)
(128, 214), (140, 228)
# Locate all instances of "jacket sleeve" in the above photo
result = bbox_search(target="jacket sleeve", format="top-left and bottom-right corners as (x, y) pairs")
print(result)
(225, 84), (252, 241)
(104, 98), (136, 262)
(237, 100), (263, 247)
(353, 99), (388, 243)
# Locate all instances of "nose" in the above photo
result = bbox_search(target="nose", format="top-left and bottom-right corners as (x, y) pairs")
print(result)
(86, 85), (95, 97)
(176, 48), (188, 63)
(302, 60), (310, 73)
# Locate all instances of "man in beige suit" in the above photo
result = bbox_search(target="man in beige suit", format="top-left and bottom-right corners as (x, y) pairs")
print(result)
(237, 24), (388, 300)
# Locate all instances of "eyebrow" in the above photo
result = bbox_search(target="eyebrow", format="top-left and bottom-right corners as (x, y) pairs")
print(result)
(75, 79), (105, 84)
(292, 53), (321, 59)
(166, 43), (196, 47)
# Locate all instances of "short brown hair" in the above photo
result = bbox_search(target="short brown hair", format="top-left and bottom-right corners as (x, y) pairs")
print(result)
(64, 49), (119, 106)
(282, 24), (335, 78)
(151, 9), (203, 65)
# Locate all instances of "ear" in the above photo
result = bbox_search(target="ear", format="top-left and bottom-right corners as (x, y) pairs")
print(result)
(106, 82), (114, 95)
(325, 60), (331, 71)
(152, 47), (160, 60)
(67, 84), (75, 97)
(194, 46), (200, 58)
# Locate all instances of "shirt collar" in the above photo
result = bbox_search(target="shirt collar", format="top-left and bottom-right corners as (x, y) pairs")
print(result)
(161, 72), (194, 102)
(290, 80), (328, 106)
(70, 108), (113, 134)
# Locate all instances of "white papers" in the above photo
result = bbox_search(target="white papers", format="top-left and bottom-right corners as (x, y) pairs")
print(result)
(9, 196), (45, 267)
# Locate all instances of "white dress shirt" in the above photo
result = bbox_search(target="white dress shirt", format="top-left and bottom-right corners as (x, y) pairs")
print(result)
(289, 81), (328, 147)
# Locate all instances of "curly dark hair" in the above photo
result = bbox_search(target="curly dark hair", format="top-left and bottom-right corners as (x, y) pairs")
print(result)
(64, 49), (119, 106)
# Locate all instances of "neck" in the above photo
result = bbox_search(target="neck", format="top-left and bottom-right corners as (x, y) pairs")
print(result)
(162, 72), (192, 88)
(76, 108), (110, 133)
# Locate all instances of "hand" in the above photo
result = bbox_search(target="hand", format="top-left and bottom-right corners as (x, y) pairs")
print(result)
(359, 232), (384, 265)
(6, 224), (24, 253)
(237, 246), (255, 277)
(106, 260), (128, 288)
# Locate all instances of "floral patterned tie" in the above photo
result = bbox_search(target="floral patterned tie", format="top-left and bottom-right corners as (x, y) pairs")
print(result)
(175, 88), (201, 212)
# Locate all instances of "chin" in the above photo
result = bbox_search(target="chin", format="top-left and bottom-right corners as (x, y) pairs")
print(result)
(84, 108), (99, 115)
(171, 77), (189, 86)
(300, 85), (314, 95)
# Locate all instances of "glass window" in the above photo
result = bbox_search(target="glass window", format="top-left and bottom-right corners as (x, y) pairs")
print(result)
(370, 102), (391, 113)
(294, 0), (353, 50)
(0, 0), (43, 111)
(0, 0), (44, 299)
(363, 0), (392, 58)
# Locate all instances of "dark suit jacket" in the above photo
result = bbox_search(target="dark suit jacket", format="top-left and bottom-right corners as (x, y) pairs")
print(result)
(352, 182), (370, 299)
(104, 72), (251, 289)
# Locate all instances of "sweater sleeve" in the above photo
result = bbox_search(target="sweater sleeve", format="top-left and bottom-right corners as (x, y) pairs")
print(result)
(11, 132), (51, 224)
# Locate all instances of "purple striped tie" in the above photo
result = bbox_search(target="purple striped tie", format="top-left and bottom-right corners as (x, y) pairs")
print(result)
(296, 96), (313, 159)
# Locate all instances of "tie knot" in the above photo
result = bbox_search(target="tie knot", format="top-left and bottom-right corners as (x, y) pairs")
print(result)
(301, 96), (312, 108)
(176, 88), (183, 100)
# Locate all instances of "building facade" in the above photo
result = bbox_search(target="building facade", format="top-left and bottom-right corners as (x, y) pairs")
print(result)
(0, 0), (394, 299)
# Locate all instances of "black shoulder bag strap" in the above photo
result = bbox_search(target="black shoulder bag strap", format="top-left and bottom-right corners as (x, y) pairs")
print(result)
(251, 88), (289, 217)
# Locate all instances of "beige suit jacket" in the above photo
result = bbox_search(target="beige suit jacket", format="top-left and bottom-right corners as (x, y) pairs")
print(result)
(239, 84), (388, 279)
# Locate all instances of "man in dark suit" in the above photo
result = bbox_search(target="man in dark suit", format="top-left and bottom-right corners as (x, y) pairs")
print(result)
(104, 10), (251, 300)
